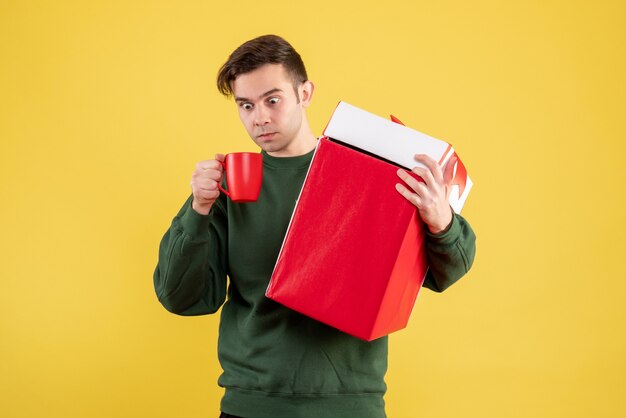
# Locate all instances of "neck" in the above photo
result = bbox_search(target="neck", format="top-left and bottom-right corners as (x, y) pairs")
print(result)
(268, 116), (317, 157)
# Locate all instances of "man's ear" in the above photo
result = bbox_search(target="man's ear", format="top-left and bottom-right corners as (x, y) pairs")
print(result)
(299, 80), (315, 107)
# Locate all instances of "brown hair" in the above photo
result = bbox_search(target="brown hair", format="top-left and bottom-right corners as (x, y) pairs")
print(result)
(216, 34), (308, 98)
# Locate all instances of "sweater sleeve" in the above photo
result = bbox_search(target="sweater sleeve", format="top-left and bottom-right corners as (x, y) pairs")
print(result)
(153, 194), (228, 315)
(422, 212), (476, 293)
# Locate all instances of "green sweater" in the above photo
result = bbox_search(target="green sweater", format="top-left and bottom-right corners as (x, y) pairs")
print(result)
(154, 148), (476, 418)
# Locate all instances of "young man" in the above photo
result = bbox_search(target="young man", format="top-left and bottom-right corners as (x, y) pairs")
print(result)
(154, 35), (476, 418)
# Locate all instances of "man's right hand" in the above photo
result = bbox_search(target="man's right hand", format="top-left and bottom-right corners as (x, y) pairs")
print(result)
(190, 154), (225, 215)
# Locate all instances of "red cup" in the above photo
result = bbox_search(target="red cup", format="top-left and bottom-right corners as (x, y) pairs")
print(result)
(218, 152), (263, 202)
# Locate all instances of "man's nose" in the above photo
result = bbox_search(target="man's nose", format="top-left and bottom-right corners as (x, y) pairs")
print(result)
(254, 105), (271, 126)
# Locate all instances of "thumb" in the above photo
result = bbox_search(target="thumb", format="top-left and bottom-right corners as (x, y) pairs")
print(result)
(215, 153), (226, 162)
(443, 154), (457, 186)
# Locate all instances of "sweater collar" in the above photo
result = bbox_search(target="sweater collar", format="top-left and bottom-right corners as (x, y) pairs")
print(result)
(261, 147), (316, 169)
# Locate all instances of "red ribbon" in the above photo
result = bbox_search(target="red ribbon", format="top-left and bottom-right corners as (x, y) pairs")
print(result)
(390, 114), (405, 125)
(443, 152), (467, 197)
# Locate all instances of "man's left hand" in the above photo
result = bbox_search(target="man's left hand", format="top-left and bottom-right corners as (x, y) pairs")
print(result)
(396, 154), (453, 234)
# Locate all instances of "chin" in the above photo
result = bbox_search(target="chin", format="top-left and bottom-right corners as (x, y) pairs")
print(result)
(259, 142), (286, 153)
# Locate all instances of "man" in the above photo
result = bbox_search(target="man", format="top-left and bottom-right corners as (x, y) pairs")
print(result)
(154, 34), (476, 418)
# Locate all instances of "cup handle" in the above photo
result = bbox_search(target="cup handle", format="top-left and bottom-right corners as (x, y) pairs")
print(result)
(217, 160), (230, 197)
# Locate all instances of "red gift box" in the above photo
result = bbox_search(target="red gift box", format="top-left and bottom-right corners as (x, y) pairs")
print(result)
(266, 137), (428, 341)
(267, 101), (472, 341)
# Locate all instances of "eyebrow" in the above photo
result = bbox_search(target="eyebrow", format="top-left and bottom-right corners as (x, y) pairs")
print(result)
(235, 88), (283, 103)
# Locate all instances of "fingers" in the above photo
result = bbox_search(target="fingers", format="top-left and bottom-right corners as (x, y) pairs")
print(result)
(196, 159), (223, 173)
(396, 166), (442, 210)
(194, 178), (220, 191)
(189, 156), (224, 214)
(397, 155), (454, 233)
(193, 188), (220, 202)
(410, 166), (434, 186)
(413, 154), (443, 184)
(396, 169), (427, 195)
(442, 154), (457, 185)
(395, 183), (422, 207)
(193, 160), (223, 184)
(191, 157), (224, 200)
(191, 170), (221, 190)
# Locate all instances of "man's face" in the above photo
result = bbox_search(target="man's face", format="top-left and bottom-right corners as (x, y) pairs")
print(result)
(232, 64), (313, 157)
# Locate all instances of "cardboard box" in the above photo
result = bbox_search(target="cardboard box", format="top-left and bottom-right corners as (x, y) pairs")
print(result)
(266, 102), (471, 341)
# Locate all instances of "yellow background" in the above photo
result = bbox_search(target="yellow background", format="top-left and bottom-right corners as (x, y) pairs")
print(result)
(1, 0), (624, 417)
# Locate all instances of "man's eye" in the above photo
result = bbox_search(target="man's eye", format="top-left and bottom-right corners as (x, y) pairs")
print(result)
(241, 103), (253, 110)
(268, 97), (280, 104)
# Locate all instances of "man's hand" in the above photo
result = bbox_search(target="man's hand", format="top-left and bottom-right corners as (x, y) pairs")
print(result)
(395, 154), (453, 234)
(190, 154), (225, 215)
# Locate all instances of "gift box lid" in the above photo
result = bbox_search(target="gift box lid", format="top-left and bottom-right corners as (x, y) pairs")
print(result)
(323, 101), (473, 213)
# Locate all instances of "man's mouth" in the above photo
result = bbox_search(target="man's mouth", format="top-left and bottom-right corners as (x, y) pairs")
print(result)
(257, 132), (277, 140)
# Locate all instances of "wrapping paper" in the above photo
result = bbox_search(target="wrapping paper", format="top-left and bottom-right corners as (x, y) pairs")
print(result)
(266, 138), (428, 341)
